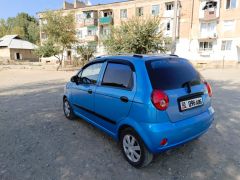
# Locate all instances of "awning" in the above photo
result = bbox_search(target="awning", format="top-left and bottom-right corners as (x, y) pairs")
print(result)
(87, 26), (97, 30)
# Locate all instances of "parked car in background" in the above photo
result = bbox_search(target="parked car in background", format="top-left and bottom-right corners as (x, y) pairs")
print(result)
(63, 55), (215, 168)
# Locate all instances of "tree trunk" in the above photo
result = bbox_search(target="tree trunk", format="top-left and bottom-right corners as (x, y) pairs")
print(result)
(55, 55), (62, 71)
(56, 49), (64, 71)
(57, 60), (62, 71)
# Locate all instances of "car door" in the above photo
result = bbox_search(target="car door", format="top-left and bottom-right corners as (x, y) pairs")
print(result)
(71, 62), (103, 118)
(94, 61), (136, 132)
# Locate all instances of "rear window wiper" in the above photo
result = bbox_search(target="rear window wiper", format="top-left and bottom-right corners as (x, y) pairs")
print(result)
(182, 81), (193, 93)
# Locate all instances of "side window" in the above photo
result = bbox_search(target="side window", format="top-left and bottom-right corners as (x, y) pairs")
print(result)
(79, 63), (103, 85)
(102, 63), (133, 90)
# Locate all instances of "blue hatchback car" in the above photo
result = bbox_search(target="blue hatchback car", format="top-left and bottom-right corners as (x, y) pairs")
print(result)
(63, 55), (214, 168)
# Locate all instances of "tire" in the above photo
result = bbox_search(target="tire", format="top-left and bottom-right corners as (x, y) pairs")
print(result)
(63, 98), (75, 120)
(120, 128), (153, 168)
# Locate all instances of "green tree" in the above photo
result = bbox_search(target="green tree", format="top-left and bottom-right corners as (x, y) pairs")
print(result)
(0, 19), (7, 37)
(40, 11), (77, 70)
(0, 13), (39, 44)
(34, 41), (61, 59)
(77, 44), (96, 65)
(27, 22), (39, 44)
(103, 17), (170, 54)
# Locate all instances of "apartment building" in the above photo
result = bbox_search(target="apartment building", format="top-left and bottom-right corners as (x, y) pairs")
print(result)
(38, 0), (240, 64)
(176, 0), (240, 64)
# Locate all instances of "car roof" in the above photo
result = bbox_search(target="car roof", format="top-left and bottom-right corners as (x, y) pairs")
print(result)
(92, 54), (181, 63)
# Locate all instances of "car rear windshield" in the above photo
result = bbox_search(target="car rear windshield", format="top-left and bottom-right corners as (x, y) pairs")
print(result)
(145, 58), (202, 90)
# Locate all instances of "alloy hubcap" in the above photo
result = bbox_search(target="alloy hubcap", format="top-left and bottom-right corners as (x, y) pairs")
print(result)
(123, 135), (141, 162)
(64, 101), (70, 117)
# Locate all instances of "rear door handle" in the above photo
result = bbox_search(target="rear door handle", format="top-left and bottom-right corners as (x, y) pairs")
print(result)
(88, 89), (93, 94)
(120, 96), (129, 103)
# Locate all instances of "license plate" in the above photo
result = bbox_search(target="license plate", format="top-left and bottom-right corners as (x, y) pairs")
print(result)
(180, 97), (203, 111)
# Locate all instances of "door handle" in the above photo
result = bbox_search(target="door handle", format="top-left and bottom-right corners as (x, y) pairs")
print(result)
(120, 96), (129, 103)
(88, 89), (93, 94)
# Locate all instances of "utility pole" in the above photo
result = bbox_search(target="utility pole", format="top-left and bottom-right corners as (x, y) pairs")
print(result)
(171, 0), (178, 54)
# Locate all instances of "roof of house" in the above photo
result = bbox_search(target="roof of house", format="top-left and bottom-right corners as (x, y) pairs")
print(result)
(0, 35), (38, 50)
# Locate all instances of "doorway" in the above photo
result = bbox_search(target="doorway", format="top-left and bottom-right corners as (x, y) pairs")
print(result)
(67, 51), (72, 61)
(16, 53), (21, 60)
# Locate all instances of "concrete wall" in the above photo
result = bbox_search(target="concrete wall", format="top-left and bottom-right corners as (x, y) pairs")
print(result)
(0, 48), (10, 61)
(9, 49), (38, 61)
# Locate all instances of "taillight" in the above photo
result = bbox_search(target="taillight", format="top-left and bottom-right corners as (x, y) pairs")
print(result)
(204, 81), (212, 97)
(151, 90), (169, 111)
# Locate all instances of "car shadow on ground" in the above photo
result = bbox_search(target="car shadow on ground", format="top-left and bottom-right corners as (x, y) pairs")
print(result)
(0, 79), (240, 179)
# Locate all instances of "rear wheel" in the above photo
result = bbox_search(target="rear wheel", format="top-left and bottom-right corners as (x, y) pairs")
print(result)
(63, 98), (75, 120)
(120, 128), (153, 168)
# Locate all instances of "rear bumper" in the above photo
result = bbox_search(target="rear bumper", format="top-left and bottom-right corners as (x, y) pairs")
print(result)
(140, 106), (215, 153)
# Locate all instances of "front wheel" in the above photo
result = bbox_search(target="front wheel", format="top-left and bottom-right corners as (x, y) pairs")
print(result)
(63, 98), (75, 120)
(120, 128), (153, 168)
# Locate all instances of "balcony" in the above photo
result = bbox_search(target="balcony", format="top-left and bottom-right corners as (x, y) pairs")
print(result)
(199, 0), (219, 20)
(199, 32), (218, 40)
(85, 18), (98, 27)
(84, 35), (98, 42)
(199, 9), (219, 21)
(99, 17), (113, 25)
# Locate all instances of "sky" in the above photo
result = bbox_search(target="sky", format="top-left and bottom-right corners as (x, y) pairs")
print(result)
(0, 0), (123, 19)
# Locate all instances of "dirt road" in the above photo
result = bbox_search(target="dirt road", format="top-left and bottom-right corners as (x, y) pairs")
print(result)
(0, 68), (239, 180)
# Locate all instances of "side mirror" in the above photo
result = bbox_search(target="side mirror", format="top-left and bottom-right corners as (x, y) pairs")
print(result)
(70, 75), (79, 84)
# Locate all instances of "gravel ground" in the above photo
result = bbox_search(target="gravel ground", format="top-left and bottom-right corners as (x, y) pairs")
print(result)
(0, 68), (240, 180)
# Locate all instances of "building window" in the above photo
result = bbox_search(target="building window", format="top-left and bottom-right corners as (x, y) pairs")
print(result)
(75, 14), (83, 22)
(103, 11), (112, 17)
(102, 27), (111, 36)
(221, 40), (232, 50)
(41, 33), (48, 40)
(199, 41), (213, 51)
(85, 12), (92, 19)
(87, 29), (96, 36)
(76, 30), (82, 38)
(200, 22), (216, 36)
(120, 9), (128, 19)
(167, 22), (171, 31)
(136, 7), (144, 16)
(166, 2), (174, 10)
(152, 5), (160, 15)
(226, 0), (236, 9)
(223, 20), (235, 31)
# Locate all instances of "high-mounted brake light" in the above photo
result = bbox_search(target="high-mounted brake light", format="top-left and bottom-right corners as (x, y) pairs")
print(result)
(151, 90), (169, 111)
(204, 81), (212, 97)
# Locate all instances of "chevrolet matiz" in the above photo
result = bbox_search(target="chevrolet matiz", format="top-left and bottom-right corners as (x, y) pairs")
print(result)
(63, 54), (215, 168)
